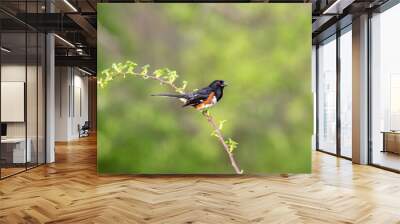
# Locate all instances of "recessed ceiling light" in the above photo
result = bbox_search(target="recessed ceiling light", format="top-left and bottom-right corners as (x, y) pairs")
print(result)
(1, 47), (11, 53)
(78, 67), (93, 76)
(63, 0), (78, 12)
(54, 34), (75, 48)
(323, 0), (354, 15)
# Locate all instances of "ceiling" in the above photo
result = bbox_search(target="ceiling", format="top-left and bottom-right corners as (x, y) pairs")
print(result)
(0, 0), (98, 73)
(0, 0), (395, 73)
(311, 0), (390, 43)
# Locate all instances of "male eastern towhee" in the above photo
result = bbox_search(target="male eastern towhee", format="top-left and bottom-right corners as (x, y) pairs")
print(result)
(151, 80), (227, 110)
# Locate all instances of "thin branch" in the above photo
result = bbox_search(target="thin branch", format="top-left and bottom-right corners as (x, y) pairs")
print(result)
(202, 111), (243, 174)
(147, 75), (181, 93)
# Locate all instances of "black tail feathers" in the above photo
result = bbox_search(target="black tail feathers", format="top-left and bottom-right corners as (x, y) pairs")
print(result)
(150, 93), (188, 99)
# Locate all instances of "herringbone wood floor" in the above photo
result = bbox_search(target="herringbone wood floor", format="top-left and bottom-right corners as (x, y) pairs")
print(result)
(1, 135), (400, 224)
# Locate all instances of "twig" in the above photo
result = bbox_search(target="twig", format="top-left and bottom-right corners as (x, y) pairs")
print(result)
(202, 111), (243, 174)
(147, 75), (181, 92)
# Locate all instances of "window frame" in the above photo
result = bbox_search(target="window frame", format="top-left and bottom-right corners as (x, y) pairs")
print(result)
(315, 23), (352, 160)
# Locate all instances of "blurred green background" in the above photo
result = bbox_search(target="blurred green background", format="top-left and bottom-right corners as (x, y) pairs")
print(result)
(97, 3), (312, 174)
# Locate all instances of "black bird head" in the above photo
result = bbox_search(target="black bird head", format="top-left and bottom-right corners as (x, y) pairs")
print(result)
(209, 80), (227, 90)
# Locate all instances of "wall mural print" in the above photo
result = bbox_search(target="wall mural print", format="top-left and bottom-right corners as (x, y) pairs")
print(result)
(97, 3), (312, 174)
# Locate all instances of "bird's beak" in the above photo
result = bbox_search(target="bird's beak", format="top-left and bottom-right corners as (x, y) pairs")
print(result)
(222, 83), (228, 87)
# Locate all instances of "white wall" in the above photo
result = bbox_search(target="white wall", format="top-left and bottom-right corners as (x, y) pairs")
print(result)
(55, 67), (89, 141)
(1, 65), (36, 137)
(55, 67), (70, 141)
(1, 82), (25, 122)
(1, 63), (46, 164)
(72, 73), (89, 138)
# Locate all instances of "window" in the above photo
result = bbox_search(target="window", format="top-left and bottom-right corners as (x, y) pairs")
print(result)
(371, 3), (400, 171)
(0, 2), (46, 179)
(339, 27), (352, 158)
(317, 35), (337, 154)
(312, 45), (317, 150)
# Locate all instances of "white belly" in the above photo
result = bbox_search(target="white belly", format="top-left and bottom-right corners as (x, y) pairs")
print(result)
(201, 96), (217, 109)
